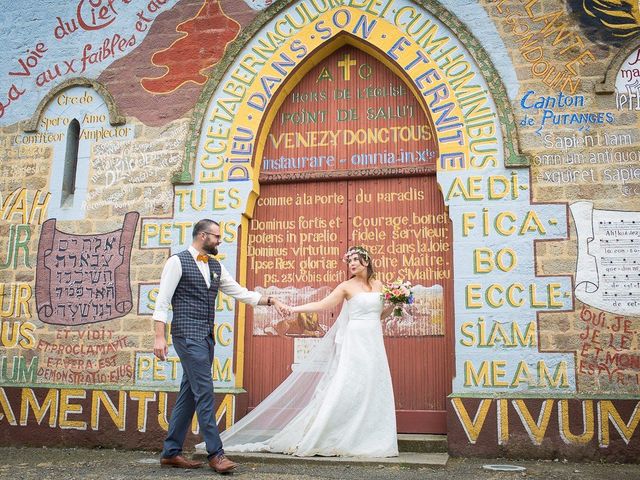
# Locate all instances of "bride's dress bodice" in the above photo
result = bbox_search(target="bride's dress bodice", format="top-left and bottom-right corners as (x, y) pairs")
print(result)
(346, 291), (383, 321)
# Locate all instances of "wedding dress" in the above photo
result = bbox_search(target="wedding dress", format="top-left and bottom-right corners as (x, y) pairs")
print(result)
(213, 291), (398, 457)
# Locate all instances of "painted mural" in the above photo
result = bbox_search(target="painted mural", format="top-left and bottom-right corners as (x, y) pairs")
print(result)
(0, 0), (639, 462)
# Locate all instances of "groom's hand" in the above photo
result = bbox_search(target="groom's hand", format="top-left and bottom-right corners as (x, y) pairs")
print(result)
(154, 335), (168, 361)
(273, 299), (291, 317)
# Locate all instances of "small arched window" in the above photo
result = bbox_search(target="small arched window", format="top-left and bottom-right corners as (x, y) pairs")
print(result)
(61, 119), (80, 207)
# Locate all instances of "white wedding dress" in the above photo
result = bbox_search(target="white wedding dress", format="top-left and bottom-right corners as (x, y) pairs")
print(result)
(213, 291), (398, 457)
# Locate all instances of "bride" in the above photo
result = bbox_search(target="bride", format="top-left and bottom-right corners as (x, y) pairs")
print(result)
(215, 246), (399, 457)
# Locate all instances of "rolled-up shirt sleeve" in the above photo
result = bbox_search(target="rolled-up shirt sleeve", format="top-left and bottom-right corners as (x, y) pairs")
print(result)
(152, 255), (182, 323)
(219, 263), (262, 306)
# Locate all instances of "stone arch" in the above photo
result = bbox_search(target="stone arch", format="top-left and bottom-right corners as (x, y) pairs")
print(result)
(176, 0), (527, 185)
(22, 77), (125, 133)
(595, 35), (640, 94)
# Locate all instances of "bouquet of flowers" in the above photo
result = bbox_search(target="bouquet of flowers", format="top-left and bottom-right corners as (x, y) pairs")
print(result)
(382, 280), (414, 317)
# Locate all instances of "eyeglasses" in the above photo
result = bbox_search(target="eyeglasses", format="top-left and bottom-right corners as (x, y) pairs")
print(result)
(202, 231), (220, 239)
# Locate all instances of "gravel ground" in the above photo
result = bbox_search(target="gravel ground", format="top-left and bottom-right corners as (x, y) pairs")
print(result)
(0, 447), (638, 480)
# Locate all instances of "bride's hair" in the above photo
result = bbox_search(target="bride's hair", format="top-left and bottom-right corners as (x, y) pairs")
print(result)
(344, 246), (375, 281)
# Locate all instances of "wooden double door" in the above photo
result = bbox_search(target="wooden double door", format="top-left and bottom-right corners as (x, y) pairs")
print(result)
(243, 175), (453, 433)
(241, 45), (454, 433)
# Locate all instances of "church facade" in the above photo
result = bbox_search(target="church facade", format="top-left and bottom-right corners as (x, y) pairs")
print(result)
(0, 0), (638, 461)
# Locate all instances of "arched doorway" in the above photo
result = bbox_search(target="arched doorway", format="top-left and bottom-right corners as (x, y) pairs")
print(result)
(243, 45), (454, 433)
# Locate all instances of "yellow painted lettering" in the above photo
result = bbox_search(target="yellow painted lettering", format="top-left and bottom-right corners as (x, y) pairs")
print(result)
(538, 361), (569, 388)
(129, 391), (156, 432)
(486, 284), (504, 308)
(0, 387), (17, 425)
(460, 321), (476, 347)
(215, 323), (233, 347)
(492, 360), (508, 386)
(464, 360), (489, 386)
(495, 211), (516, 235)
(519, 210), (546, 235)
(507, 283), (524, 307)
(466, 284), (482, 308)
(511, 361), (534, 387)
(158, 392), (169, 431)
(462, 212), (476, 236)
(137, 356), (152, 378)
(213, 358), (232, 382)
(216, 394), (235, 431)
(548, 283), (563, 307)
(498, 398), (509, 445)
(91, 390), (126, 431)
(474, 248), (493, 273)
(513, 399), (554, 445)
(59, 389), (87, 430)
(20, 388), (58, 427)
(450, 398), (492, 443)
(513, 322), (537, 347)
(559, 400), (594, 445)
(488, 323), (512, 346)
(153, 358), (166, 381)
(159, 224), (172, 245)
(141, 223), (158, 246)
(598, 401), (640, 447)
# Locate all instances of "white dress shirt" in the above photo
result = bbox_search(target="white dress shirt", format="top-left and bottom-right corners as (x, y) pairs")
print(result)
(153, 245), (262, 323)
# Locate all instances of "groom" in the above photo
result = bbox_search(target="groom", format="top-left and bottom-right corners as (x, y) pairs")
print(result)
(153, 218), (287, 472)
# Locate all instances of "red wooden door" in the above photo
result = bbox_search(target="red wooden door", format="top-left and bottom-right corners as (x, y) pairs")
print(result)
(242, 46), (453, 433)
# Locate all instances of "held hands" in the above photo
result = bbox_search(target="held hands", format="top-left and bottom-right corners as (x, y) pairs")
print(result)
(272, 298), (292, 317)
(278, 302), (293, 317)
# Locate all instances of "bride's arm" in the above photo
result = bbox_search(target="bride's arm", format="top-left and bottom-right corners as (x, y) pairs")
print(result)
(373, 280), (394, 318)
(291, 284), (347, 314)
(381, 303), (394, 319)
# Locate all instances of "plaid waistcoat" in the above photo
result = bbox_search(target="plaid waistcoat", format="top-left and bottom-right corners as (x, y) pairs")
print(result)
(170, 250), (221, 340)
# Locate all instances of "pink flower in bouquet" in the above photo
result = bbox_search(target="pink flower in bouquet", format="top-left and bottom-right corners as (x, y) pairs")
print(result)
(382, 280), (414, 317)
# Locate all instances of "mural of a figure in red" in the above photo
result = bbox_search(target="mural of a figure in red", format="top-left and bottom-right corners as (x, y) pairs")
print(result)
(99, 0), (255, 126)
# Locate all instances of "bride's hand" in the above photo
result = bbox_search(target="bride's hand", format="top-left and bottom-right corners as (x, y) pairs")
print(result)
(274, 299), (292, 317)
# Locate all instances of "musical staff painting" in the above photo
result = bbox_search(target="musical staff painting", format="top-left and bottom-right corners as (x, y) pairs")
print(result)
(571, 202), (640, 315)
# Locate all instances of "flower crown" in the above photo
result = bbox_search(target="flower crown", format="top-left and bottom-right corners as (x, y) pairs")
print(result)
(343, 246), (371, 263)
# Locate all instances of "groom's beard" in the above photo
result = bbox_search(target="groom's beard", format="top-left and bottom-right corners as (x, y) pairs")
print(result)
(204, 244), (218, 256)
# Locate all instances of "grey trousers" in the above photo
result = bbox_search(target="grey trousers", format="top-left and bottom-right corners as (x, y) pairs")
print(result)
(161, 334), (223, 459)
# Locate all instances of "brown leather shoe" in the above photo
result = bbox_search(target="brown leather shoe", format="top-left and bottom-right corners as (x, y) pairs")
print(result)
(209, 454), (238, 473)
(160, 455), (203, 469)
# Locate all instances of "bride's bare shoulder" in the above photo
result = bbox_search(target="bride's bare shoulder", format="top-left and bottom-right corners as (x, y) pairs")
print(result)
(336, 279), (355, 291)
(337, 279), (361, 296)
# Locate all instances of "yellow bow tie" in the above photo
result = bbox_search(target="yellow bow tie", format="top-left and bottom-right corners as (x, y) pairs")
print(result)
(196, 254), (209, 263)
